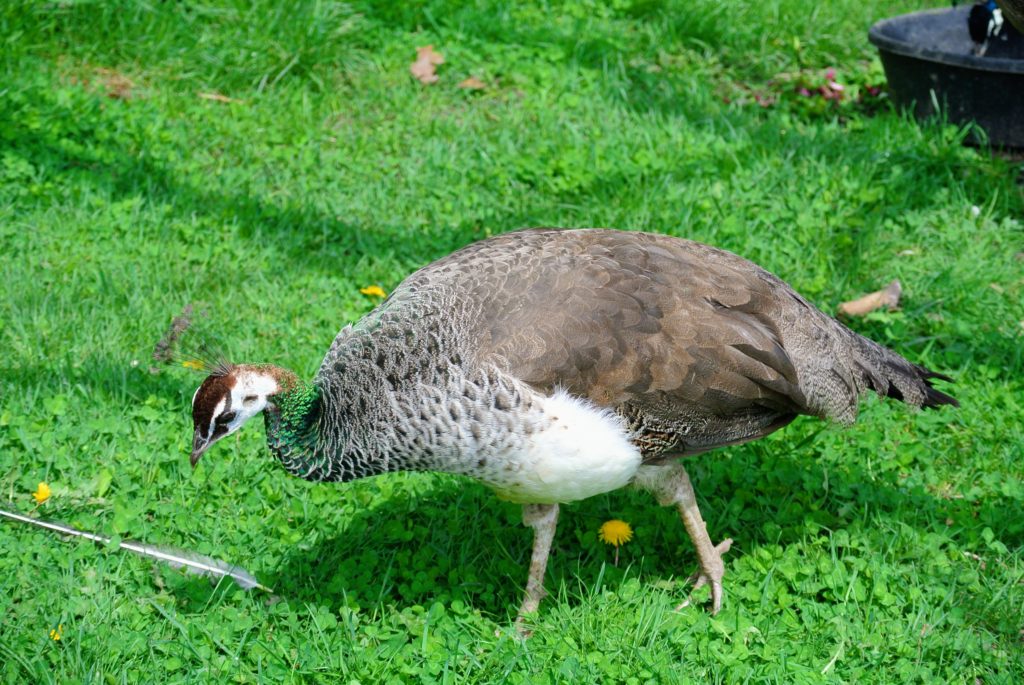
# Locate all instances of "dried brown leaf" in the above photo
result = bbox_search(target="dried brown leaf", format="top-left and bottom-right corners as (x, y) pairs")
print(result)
(458, 76), (486, 90)
(410, 45), (444, 85)
(95, 68), (135, 99)
(838, 280), (901, 317)
(198, 91), (244, 104)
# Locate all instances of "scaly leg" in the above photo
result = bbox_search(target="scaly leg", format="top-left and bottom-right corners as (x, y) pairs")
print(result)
(634, 463), (732, 614)
(516, 503), (559, 628)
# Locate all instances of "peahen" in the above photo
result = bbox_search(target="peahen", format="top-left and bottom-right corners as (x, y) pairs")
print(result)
(969, 0), (1024, 57)
(186, 228), (957, 620)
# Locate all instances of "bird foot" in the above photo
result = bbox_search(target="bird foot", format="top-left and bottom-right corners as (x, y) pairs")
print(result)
(512, 615), (535, 639)
(494, 618), (535, 640)
(674, 537), (733, 615)
(513, 592), (544, 638)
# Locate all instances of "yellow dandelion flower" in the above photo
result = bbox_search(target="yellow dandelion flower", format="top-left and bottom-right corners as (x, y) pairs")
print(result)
(360, 285), (387, 298)
(32, 482), (51, 504)
(598, 519), (633, 547)
(182, 359), (204, 371)
(50, 624), (63, 641)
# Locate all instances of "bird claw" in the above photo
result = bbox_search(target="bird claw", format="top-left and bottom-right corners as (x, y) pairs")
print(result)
(674, 537), (733, 615)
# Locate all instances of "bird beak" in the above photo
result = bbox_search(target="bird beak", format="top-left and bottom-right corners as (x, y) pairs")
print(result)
(190, 433), (211, 468)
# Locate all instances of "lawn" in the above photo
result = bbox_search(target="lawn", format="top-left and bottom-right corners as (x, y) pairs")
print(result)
(1, 0), (1022, 682)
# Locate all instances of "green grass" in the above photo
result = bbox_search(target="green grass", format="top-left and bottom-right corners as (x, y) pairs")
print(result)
(1, 0), (1023, 682)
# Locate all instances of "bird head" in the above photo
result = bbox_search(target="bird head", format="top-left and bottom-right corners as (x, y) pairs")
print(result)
(190, 364), (283, 467)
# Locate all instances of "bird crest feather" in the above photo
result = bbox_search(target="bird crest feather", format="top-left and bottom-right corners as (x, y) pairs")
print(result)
(152, 303), (234, 376)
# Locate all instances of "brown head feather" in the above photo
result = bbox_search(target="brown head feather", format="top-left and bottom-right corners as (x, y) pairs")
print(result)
(191, 372), (237, 441)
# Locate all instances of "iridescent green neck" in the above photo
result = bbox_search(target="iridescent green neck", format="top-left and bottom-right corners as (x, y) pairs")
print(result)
(264, 379), (327, 480)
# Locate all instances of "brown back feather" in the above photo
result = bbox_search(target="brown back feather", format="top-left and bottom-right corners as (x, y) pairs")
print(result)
(334, 228), (956, 460)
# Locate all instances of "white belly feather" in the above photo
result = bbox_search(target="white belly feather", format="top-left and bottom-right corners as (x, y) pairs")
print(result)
(483, 390), (642, 504)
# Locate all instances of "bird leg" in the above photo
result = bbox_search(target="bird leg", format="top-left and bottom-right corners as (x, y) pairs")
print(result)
(635, 463), (732, 614)
(516, 503), (559, 627)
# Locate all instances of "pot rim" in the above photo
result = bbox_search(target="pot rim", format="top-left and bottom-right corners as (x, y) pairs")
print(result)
(869, 7), (1024, 75)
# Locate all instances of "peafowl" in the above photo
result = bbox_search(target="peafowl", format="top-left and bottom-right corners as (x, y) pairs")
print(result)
(969, 0), (1024, 57)
(185, 228), (957, 622)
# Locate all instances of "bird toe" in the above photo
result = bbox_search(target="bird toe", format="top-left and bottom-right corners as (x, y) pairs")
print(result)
(675, 538), (733, 615)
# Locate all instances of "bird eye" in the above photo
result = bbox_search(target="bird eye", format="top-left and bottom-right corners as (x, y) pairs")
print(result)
(243, 395), (258, 407)
(218, 411), (237, 425)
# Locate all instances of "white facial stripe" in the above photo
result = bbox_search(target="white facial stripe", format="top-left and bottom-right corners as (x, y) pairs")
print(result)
(192, 387), (201, 408)
(208, 397), (226, 439)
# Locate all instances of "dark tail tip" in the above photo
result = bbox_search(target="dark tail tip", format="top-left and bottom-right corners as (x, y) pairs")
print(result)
(923, 385), (959, 409)
(920, 368), (959, 409)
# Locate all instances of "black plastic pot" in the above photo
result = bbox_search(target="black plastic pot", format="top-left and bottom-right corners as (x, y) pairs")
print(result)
(869, 6), (1024, 148)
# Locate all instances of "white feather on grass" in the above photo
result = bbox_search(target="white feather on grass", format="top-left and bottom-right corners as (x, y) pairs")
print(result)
(0, 507), (270, 591)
